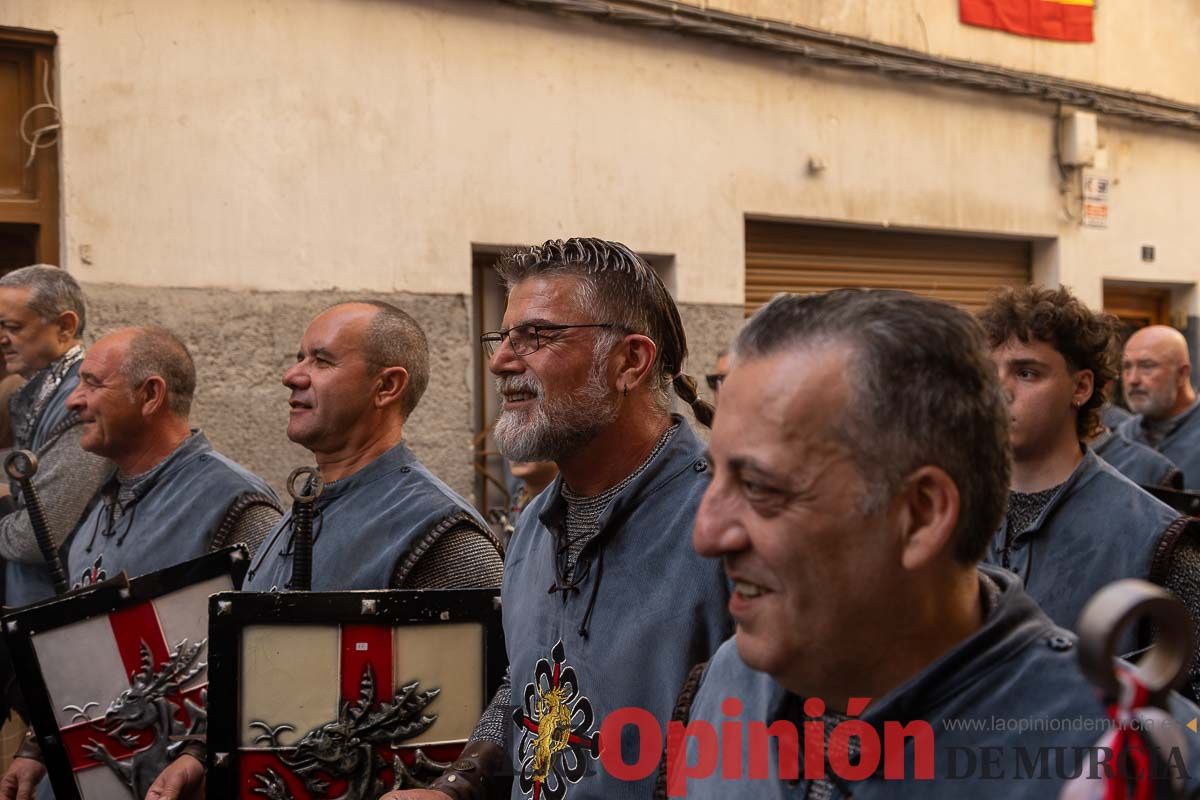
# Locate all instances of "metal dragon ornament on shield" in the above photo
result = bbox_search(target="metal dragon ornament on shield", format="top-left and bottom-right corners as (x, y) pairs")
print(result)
(2, 547), (248, 800)
(205, 588), (505, 800)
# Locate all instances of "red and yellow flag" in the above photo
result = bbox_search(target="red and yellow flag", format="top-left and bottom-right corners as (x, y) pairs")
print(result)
(960, 0), (1094, 42)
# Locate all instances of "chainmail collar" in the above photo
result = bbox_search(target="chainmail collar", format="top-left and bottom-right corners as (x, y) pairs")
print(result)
(559, 421), (679, 567)
(9, 344), (83, 448)
(1006, 482), (1065, 538)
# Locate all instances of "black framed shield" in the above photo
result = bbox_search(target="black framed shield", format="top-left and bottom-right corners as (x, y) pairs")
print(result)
(205, 588), (505, 800)
(1, 546), (249, 800)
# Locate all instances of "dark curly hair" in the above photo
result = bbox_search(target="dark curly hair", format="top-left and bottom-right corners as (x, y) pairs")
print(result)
(978, 285), (1118, 439)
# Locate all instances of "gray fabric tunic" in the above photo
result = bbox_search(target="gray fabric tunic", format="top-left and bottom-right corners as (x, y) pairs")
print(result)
(985, 448), (1191, 639)
(1092, 429), (1182, 489)
(678, 567), (1200, 799)
(1119, 398), (1200, 489)
(63, 431), (278, 586)
(3, 360), (112, 606)
(243, 441), (493, 591)
(501, 417), (732, 800)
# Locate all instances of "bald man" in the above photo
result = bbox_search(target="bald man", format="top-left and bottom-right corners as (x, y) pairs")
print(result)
(1118, 325), (1200, 489)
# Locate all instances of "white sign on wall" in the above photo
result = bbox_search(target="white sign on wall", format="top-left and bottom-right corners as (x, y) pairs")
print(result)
(1083, 173), (1110, 229)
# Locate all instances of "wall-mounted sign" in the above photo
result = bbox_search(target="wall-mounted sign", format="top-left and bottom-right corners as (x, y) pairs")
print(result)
(1083, 173), (1109, 229)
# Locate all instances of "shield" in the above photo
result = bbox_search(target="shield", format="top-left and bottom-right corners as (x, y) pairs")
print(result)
(205, 588), (505, 800)
(1, 545), (249, 800)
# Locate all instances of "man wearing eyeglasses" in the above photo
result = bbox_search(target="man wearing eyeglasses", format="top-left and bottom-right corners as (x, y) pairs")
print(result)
(387, 238), (731, 800)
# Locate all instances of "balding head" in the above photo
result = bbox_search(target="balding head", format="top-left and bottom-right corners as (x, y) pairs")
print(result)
(66, 326), (196, 470)
(324, 301), (430, 417)
(1123, 325), (1196, 419)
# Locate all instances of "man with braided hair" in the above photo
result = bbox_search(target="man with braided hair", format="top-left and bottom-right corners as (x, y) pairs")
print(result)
(0, 326), (281, 800)
(387, 238), (731, 800)
(979, 285), (1200, 692)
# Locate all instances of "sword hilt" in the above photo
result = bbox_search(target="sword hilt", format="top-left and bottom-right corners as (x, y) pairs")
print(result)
(286, 466), (324, 592)
(5, 450), (70, 595)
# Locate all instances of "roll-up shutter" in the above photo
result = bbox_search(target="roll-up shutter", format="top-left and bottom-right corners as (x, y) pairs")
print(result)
(745, 220), (1031, 316)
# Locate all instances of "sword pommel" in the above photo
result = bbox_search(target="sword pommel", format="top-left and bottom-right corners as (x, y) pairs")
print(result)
(286, 467), (324, 505)
(1076, 579), (1191, 705)
(286, 467), (324, 592)
(4, 450), (38, 482)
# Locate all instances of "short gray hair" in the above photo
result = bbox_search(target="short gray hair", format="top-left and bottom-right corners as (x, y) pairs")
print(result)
(0, 265), (87, 337)
(496, 238), (714, 427)
(121, 327), (196, 417)
(734, 290), (1010, 564)
(353, 301), (430, 417)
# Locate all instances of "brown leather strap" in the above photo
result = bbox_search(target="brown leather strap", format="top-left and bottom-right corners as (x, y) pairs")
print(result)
(14, 730), (42, 762)
(427, 740), (506, 800)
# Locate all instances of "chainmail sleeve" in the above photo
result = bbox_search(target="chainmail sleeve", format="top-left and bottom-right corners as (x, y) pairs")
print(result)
(1148, 517), (1200, 702)
(0, 421), (112, 562)
(468, 671), (511, 746)
(389, 512), (504, 590)
(208, 493), (283, 556)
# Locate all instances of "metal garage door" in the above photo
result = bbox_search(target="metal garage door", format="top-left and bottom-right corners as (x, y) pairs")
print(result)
(746, 220), (1031, 316)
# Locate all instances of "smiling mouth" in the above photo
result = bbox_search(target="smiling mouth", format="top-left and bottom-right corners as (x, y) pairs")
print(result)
(732, 579), (769, 599)
(502, 392), (537, 403)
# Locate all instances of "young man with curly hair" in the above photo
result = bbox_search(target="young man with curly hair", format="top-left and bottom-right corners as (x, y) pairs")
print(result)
(979, 286), (1200, 694)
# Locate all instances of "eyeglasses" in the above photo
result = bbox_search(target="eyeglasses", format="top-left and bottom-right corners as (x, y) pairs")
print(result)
(480, 323), (622, 357)
(705, 373), (726, 391)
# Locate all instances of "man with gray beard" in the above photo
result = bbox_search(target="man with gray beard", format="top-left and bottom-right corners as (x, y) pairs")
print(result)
(386, 238), (732, 800)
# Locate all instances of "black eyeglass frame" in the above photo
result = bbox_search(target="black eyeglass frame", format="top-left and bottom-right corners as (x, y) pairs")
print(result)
(479, 322), (623, 357)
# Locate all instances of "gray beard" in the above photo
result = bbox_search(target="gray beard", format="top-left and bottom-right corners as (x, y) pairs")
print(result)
(494, 367), (618, 463)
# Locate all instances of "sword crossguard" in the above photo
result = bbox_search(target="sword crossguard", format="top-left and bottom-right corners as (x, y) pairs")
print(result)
(4, 450), (38, 482)
(1076, 579), (1192, 705)
(287, 467), (324, 504)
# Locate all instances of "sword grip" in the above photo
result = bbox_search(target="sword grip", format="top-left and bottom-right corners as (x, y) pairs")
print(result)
(286, 466), (323, 592)
(5, 450), (70, 596)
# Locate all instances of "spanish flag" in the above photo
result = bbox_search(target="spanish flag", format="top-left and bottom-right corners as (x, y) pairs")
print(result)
(960, 0), (1094, 42)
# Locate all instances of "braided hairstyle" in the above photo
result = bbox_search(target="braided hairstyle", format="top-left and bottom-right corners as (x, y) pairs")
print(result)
(496, 238), (714, 428)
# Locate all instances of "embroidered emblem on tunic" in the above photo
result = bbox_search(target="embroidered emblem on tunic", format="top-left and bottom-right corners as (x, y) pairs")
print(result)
(513, 641), (600, 800)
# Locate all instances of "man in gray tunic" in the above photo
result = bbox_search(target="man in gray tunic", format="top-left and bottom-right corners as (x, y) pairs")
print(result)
(0, 266), (111, 606)
(144, 301), (503, 800)
(0, 326), (281, 800)
(673, 290), (1200, 798)
(1118, 324), (1200, 489)
(979, 286), (1200, 662)
(387, 238), (731, 800)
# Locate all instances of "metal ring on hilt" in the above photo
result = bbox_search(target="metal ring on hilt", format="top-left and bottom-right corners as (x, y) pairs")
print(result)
(1076, 579), (1192, 704)
(4, 450), (38, 482)
(286, 467), (324, 504)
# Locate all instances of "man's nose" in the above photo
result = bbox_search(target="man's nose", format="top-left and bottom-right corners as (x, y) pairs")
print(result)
(488, 338), (522, 376)
(282, 362), (309, 389)
(692, 480), (748, 559)
(65, 383), (85, 412)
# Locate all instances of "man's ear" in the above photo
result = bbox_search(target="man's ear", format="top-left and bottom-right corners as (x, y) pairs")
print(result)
(892, 465), (960, 571)
(54, 310), (80, 342)
(375, 366), (410, 410)
(1071, 368), (1095, 410)
(139, 376), (170, 417)
(614, 334), (658, 394)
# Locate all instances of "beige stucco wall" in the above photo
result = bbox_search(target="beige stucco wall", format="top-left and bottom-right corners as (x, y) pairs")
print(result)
(692, 0), (1200, 106)
(1, 0), (1197, 314)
